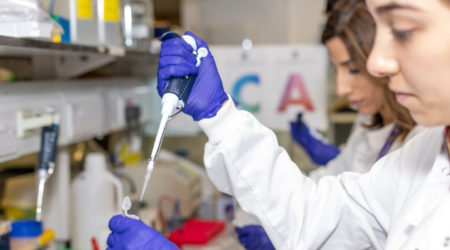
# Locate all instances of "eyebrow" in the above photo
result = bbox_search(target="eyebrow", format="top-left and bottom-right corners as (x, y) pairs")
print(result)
(340, 60), (352, 67)
(376, 3), (419, 15)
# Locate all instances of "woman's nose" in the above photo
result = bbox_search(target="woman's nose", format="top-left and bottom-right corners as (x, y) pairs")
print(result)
(367, 32), (399, 78)
(336, 73), (352, 97)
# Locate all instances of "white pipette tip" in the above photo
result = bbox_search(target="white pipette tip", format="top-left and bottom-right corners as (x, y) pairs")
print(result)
(139, 172), (150, 201)
(139, 162), (153, 201)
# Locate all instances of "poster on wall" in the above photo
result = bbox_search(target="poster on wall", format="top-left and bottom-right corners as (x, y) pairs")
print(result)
(214, 44), (328, 131)
(166, 44), (328, 134)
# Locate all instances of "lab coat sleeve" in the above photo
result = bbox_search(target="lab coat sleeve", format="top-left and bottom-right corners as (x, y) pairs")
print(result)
(308, 123), (364, 181)
(198, 100), (391, 250)
(308, 142), (352, 180)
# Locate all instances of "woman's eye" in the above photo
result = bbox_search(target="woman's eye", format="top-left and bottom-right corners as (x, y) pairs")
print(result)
(392, 29), (413, 42)
(349, 68), (360, 74)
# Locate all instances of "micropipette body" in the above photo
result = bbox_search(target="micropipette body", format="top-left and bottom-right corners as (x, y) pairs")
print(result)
(139, 32), (199, 201)
(36, 111), (59, 221)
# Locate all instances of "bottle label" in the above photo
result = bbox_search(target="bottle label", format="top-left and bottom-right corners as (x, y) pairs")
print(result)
(77, 0), (94, 19)
(104, 0), (121, 22)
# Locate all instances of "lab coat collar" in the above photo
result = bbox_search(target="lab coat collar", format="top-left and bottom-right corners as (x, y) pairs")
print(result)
(365, 122), (395, 152)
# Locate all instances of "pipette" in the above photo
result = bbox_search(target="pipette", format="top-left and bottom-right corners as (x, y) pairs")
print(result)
(139, 32), (208, 201)
(36, 109), (60, 221)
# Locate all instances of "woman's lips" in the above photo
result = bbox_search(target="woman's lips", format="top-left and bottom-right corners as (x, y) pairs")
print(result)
(395, 92), (413, 103)
(350, 100), (362, 107)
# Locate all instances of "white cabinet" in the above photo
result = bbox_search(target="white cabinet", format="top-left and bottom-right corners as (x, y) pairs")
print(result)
(0, 111), (18, 158)
(0, 78), (154, 163)
(0, 84), (63, 161)
(103, 79), (153, 133)
(60, 86), (104, 144)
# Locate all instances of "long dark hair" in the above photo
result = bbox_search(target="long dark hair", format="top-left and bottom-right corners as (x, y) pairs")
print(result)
(322, 0), (416, 140)
(326, 0), (339, 13)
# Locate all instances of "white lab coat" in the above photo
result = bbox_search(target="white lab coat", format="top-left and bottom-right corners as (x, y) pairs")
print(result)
(309, 116), (424, 181)
(198, 100), (450, 250)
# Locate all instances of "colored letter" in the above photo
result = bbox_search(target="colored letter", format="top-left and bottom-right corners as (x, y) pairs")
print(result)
(278, 74), (314, 112)
(232, 74), (260, 114)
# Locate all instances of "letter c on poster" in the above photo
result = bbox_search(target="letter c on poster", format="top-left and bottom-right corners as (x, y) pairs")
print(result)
(231, 74), (260, 113)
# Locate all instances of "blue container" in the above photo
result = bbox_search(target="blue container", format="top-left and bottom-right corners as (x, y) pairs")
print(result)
(10, 220), (43, 238)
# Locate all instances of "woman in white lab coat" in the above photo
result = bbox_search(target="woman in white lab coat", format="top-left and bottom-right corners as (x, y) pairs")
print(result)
(234, 2), (422, 249)
(107, 0), (450, 249)
(304, 0), (422, 181)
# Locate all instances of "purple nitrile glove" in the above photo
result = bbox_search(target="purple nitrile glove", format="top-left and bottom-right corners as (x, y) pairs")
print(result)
(290, 120), (340, 166)
(107, 215), (179, 250)
(235, 225), (275, 250)
(157, 31), (229, 121)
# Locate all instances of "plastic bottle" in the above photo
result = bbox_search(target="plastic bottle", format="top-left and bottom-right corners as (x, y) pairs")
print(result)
(71, 152), (123, 250)
(10, 220), (42, 250)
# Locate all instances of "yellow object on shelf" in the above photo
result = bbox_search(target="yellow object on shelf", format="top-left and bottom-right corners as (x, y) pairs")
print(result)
(39, 229), (55, 246)
(0, 67), (17, 82)
(77, 0), (94, 19)
(3, 207), (36, 221)
(104, 0), (121, 22)
(52, 31), (62, 43)
(1, 174), (37, 220)
(119, 143), (143, 166)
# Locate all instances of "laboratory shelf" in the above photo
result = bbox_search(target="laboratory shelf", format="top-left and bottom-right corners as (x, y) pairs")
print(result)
(0, 36), (160, 245)
(0, 35), (100, 55)
(0, 35), (159, 79)
(0, 78), (154, 164)
(0, 35), (157, 57)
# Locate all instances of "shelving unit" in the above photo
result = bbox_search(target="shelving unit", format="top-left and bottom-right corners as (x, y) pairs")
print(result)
(0, 35), (158, 58)
(0, 35), (159, 79)
(0, 36), (160, 243)
(0, 37), (160, 165)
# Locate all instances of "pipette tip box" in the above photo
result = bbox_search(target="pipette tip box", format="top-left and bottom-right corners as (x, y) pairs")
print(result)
(168, 219), (225, 247)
